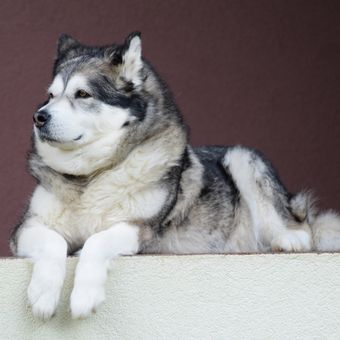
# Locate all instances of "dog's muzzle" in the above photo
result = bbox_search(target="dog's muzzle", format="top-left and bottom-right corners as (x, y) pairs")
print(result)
(33, 110), (51, 128)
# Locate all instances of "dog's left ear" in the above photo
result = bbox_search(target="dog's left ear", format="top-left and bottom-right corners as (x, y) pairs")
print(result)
(111, 32), (143, 86)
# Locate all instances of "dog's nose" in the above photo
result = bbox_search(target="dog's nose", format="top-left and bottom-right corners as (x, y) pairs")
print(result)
(33, 110), (50, 128)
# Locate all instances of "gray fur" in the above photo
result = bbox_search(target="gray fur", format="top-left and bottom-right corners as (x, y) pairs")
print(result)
(10, 32), (340, 255)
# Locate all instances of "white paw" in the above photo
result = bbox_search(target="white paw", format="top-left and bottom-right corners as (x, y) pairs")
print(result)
(70, 284), (105, 319)
(271, 229), (311, 252)
(28, 261), (65, 320)
(28, 282), (61, 320)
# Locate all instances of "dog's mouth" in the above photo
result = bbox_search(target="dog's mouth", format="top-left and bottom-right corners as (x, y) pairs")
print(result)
(36, 127), (83, 145)
(73, 134), (83, 141)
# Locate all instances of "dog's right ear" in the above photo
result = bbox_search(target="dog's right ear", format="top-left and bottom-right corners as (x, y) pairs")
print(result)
(57, 33), (81, 56)
(53, 34), (82, 76)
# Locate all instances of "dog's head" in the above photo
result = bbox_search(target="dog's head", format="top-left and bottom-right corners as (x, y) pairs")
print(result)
(33, 32), (183, 176)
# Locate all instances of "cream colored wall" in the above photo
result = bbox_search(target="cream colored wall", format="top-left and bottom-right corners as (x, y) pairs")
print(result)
(0, 254), (340, 340)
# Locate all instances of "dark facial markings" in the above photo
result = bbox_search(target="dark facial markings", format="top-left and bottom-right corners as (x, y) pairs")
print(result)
(53, 52), (148, 122)
(89, 75), (147, 121)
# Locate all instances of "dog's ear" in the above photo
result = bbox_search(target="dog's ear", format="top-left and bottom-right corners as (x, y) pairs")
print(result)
(53, 34), (82, 76)
(110, 32), (143, 87)
(57, 33), (81, 56)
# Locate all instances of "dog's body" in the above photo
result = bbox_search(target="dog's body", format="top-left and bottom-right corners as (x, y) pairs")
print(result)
(10, 32), (340, 319)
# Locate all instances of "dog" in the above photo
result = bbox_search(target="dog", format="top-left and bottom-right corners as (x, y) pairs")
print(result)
(10, 32), (340, 320)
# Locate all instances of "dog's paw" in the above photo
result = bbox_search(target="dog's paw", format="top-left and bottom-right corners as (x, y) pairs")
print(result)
(28, 283), (61, 320)
(70, 284), (105, 319)
(271, 229), (311, 252)
(27, 261), (64, 320)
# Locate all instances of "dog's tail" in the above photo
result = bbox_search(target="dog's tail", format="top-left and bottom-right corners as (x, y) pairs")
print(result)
(290, 191), (340, 251)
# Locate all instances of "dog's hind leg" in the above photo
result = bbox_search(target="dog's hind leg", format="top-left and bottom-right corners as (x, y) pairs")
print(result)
(223, 146), (312, 252)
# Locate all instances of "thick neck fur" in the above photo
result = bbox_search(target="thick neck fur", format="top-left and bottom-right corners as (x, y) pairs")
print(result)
(30, 122), (187, 204)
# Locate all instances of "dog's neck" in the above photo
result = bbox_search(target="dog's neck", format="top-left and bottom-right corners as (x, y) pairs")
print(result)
(29, 123), (187, 203)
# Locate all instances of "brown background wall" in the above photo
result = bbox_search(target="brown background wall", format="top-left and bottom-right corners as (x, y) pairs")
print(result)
(0, 0), (339, 256)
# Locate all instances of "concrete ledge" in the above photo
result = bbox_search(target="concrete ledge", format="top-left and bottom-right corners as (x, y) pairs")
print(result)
(1, 254), (340, 339)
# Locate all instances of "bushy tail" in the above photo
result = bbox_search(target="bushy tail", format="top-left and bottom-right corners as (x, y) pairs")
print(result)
(289, 191), (316, 224)
(290, 191), (340, 251)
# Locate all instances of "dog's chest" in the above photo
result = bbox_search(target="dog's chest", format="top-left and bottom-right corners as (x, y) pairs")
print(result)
(33, 177), (167, 247)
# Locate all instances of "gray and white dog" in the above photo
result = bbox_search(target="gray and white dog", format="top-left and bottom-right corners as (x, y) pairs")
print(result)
(10, 32), (340, 320)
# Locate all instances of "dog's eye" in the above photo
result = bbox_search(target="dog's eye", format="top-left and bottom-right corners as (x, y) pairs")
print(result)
(75, 90), (91, 99)
(49, 93), (54, 99)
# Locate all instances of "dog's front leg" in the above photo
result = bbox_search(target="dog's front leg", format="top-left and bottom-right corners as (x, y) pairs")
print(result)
(16, 223), (68, 320)
(70, 222), (140, 319)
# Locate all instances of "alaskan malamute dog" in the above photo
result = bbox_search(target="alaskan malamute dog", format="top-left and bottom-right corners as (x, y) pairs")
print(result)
(10, 32), (340, 320)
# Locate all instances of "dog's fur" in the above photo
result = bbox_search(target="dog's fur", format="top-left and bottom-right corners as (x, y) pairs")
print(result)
(10, 32), (340, 320)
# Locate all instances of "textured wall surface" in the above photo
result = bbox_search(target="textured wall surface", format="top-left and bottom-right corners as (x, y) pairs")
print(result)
(1, 254), (340, 340)
(0, 1), (340, 255)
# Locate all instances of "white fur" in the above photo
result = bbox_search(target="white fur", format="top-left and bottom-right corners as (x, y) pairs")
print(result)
(224, 147), (312, 252)
(271, 229), (311, 252)
(48, 74), (64, 96)
(224, 148), (284, 247)
(16, 224), (67, 320)
(70, 222), (139, 318)
(30, 185), (60, 215)
(28, 134), (176, 249)
(312, 211), (340, 251)
(35, 130), (125, 175)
